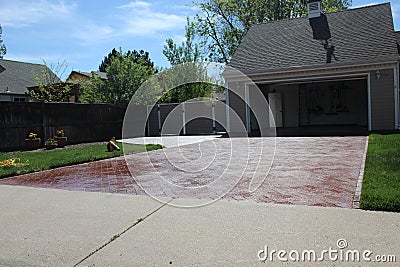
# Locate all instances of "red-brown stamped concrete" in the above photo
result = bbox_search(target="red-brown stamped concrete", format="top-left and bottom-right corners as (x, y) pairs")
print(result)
(0, 137), (367, 208)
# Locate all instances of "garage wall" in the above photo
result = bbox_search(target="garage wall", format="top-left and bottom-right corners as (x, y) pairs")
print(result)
(370, 68), (395, 130)
(274, 84), (299, 127)
(347, 79), (368, 126)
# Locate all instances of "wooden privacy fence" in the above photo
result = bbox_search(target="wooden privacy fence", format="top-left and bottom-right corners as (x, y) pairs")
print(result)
(1, 100), (227, 151)
(0, 102), (126, 151)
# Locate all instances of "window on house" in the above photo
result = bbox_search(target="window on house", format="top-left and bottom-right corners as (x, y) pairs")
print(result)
(13, 97), (27, 102)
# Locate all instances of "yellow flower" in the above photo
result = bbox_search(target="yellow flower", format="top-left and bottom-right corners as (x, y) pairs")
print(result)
(56, 129), (65, 137)
(28, 132), (38, 139)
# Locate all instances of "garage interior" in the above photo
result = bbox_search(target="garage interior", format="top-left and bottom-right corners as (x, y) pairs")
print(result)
(250, 77), (369, 136)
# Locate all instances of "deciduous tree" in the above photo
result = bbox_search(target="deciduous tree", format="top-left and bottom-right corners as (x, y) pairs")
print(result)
(0, 24), (6, 59)
(83, 49), (154, 104)
(29, 60), (71, 102)
(161, 19), (219, 103)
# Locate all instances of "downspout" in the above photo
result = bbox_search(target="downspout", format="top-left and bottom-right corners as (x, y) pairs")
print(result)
(225, 83), (230, 134)
(367, 73), (372, 131)
(245, 83), (250, 134)
(395, 62), (399, 130)
(398, 61), (400, 129)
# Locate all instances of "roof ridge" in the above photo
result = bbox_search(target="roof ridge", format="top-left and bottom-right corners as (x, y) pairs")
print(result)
(0, 58), (45, 67)
(72, 70), (105, 74)
(253, 2), (390, 27)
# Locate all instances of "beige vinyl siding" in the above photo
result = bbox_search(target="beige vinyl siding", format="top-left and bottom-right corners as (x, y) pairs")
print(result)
(370, 68), (395, 130)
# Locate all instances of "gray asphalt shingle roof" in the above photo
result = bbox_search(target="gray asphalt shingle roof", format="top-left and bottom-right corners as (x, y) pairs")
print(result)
(0, 59), (60, 95)
(229, 3), (399, 73)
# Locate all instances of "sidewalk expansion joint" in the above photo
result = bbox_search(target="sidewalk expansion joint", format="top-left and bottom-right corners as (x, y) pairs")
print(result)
(73, 198), (173, 267)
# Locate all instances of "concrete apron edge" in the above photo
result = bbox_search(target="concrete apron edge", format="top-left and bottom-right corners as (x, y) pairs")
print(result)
(352, 136), (369, 209)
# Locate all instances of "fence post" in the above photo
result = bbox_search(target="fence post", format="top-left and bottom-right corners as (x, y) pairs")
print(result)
(182, 102), (186, 135)
(157, 104), (161, 135)
(42, 102), (46, 142)
(212, 100), (216, 134)
(146, 105), (150, 137)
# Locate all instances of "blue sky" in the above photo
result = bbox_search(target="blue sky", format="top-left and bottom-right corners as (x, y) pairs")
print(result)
(1, 0), (399, 80)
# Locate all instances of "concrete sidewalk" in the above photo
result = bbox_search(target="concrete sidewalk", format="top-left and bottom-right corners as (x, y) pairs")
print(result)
(0, 185), (399, 266)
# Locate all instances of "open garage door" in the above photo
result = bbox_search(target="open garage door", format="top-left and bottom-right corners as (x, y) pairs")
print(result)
(298, 78), (368, 127)
(251, 76), (369, 136)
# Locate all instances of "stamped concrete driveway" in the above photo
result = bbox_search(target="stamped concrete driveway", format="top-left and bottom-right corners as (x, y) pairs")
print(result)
(0, 136), (367, 208)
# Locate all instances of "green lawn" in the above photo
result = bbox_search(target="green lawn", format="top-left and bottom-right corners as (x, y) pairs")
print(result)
(360, 134), (400, 212)
(0, 142), (162, 179)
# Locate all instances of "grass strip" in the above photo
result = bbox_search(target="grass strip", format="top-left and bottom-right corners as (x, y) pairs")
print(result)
(360, 134), (400, 212)
(0, 142), (162, 179)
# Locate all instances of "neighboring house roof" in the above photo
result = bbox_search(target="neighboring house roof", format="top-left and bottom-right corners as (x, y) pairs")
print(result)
(0, 59), (60, 95)
(67, 70), (107, 82)
(229, 3), (399, 74)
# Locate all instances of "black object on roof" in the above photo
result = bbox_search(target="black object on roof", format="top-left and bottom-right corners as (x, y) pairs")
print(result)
(309, 14), (331, 41)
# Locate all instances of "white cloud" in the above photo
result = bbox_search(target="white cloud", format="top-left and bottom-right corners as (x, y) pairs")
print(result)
(118, 1), (151, 9)
(170, 3), (198, 12)
(117, 1), (187, 36)
(123, 13), (186, 36)
(72, 23), (115, 45)
(70, 1), (188, 44)
(172, 35), (187, 44)
(1, 1), (190, 47)
(0, 0), (77, 28)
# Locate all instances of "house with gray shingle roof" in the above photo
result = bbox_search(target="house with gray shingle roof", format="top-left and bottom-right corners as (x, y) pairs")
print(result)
(0, 59), (60, 102)
(65, 70), (107, 103)
(224, 2), (400, 134)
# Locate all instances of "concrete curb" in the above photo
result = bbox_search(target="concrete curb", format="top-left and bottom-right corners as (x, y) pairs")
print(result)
(352, 136), (369, 209)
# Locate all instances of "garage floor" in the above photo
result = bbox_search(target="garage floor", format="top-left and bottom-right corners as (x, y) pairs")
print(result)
(0, 136), (368, 208)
